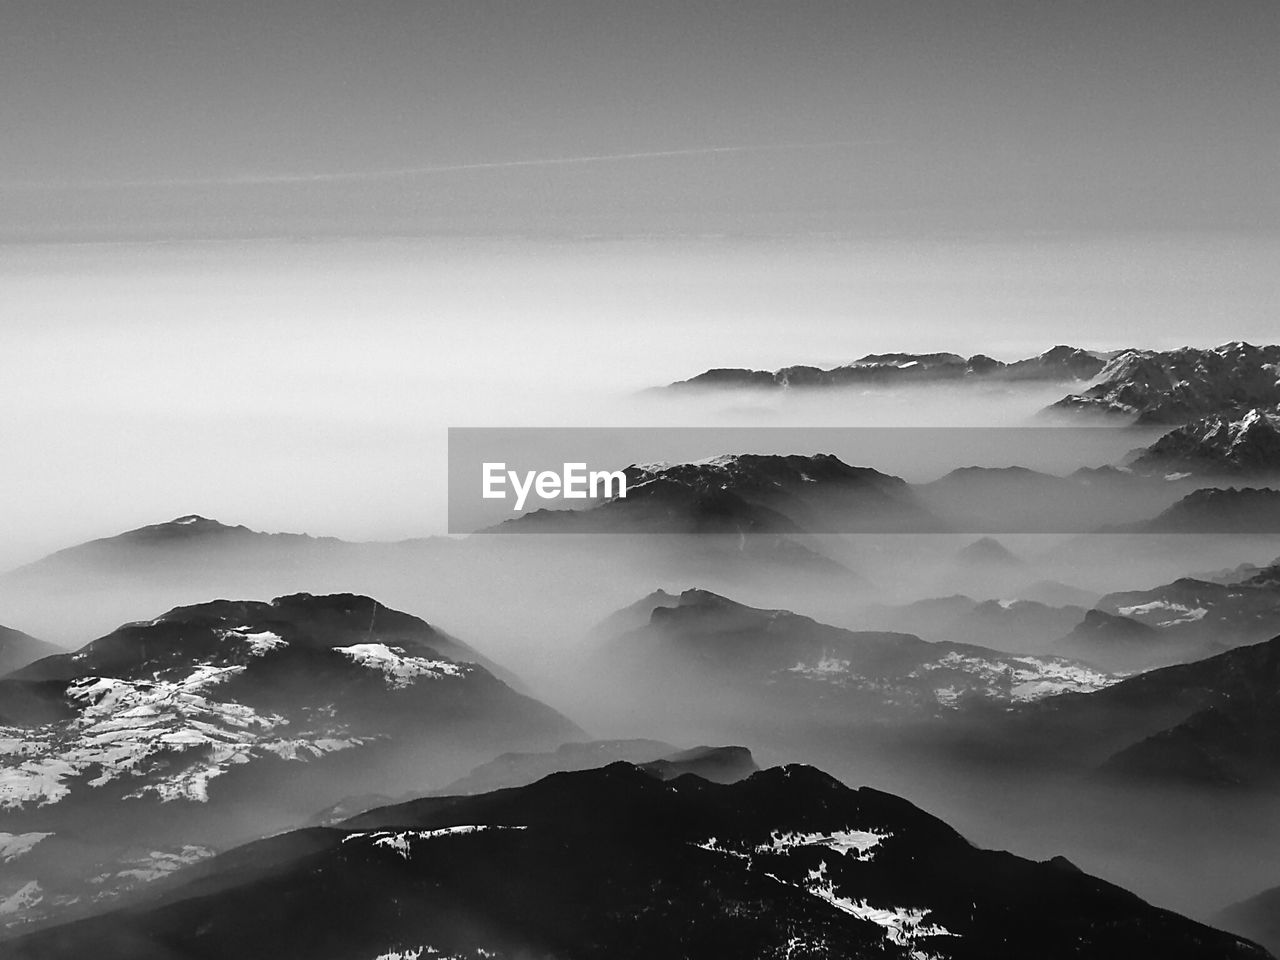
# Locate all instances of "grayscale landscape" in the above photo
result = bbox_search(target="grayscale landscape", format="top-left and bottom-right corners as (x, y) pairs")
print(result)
(2, 2), (1278, 957)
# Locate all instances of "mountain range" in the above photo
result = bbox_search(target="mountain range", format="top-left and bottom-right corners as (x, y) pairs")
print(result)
(5, 760), (1266, 960)
(586, 585), (1280, 795)
(1048, 342), (1280, 424)
(663, 342), (1280, 428)
(596, 588), (1118, 726)
(490, 454), (1209, 536)
(666, 345), (1111, 390)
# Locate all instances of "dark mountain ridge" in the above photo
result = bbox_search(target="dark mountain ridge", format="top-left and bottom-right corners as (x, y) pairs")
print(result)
(6, 761), (1266, 960)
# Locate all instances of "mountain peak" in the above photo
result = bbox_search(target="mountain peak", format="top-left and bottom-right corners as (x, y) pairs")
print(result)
(955, 536), (1024, 567)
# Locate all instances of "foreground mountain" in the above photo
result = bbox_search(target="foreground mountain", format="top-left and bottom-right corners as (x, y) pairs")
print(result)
(0, 594), (578, 928)
(1129, 407), (1280, 478)
(1048, 342), (1280, 424)
(492, 453), (945, 534)
(1218, 886), (1280, 957)
(6, 762), (1264, 960)
(666, 345), (1109, 390)
(0, 626), (60, 677)
(305, 741), (758, 825)
(598, 588), (1117, 727)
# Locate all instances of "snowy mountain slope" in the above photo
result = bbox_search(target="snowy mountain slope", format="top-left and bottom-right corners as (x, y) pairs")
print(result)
(0, 594), (578, 930)
(1048, 342), (1280, 424)
(1129, 407), (1280, 477)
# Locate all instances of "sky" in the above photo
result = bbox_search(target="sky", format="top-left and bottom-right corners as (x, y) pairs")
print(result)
(2, 0), (1277, 240)
(1, 0), (1278, 560)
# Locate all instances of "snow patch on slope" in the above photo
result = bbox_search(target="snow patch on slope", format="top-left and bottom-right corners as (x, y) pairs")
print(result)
(802, 861), (955, 950)
(0, 668), (362, 808)
(0, 832), (52, 863)
(1116, 601), (1208, 626)
(758, 828), (889, 860)
(220, 626), (287, 656)
(344, 825), (527, 861)
(0, 880), (42, 916)
(334, 644), (468, 689)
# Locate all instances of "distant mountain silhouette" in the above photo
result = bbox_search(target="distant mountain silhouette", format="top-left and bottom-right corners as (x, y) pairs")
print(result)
(665, 345), (1109, 390)
(0, 624), (60, 677)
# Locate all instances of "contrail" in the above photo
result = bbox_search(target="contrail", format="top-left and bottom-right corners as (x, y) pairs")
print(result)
(4, 140), (886, 191)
